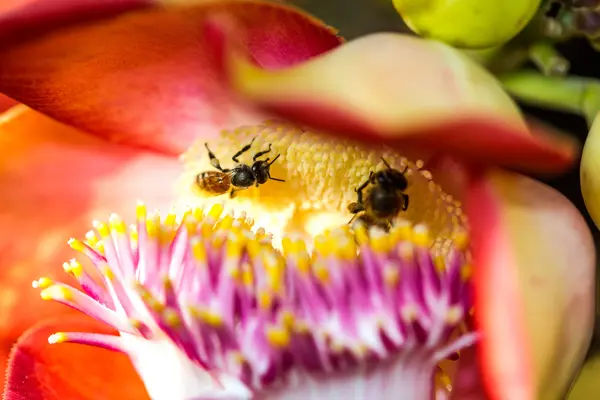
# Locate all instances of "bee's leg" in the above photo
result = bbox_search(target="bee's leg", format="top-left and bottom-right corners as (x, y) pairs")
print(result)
(229, 188), (239, 199)
(401, 194), (409, 211)
(205, 143), (230, 172)
(232, 137), (257, 163)
(355, 174), (372, 206)
(253, 143), (272, 161)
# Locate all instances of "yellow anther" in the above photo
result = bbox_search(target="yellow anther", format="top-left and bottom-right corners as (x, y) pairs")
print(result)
(281, 237), (293, 256)
(401, 305), (418, 322)
(191, 239), (207, 263)
(101, 265), (115, 281)
(452, 229), (470, 251)
(242, 267), (254, 287)
(370, 231), (391, 253)
(225, 237), (244, 259)
(258, 291), (272, 310)
(93, 220), (110, 238)
(95, 241), (105, 255)
(136, 202), (147, 220)
(314, 262), (330, 283)
(164, 211), (176, 228)
(41, 285), (72, 301)
(130, 319), (144, 330)
(461, 264), (473, 281)
(194, 309), (223, 327)
(389, 220), (412, 242)
(216, 214), (234, 231)
(281, 312), (295, 331)
(146, 218), (158, 239)
(383, 265), (400, 288)
(398, 242), (414, 262)
(247, 240), (261, 260)
(266, 327), (291, 348)
(231, 351), (246, 364)
(164, 308), (182, 327)
(109, 214), (127, 234)
(208, 203), (224, 220)
(434, 255), (446, 273)
(32, 277), (54, 289)
(338, 238), (357, 260)
(446, 306), (463, 325)
(185, 218), (198, 236)
(48, 332), (69, 344)
(192, 207), (204, 222)
(130, 227), (139, 243)
(68, 238), (86, 252)
(314, 235), (332, 257)
(411, 224), (430, 247)
(67, 259), (83, 277)
(85, 231), (99, 247)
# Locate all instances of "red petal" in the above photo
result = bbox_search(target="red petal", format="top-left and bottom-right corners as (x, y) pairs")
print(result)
(465, 170), (595, 399)
(3, 315), (149, 400)
(0, 106), (180, 373)
(0, 1), (342, 155)
(0, 0), (151, 45)
(0, 94), (17, 112)
(218, 31), (577, 174)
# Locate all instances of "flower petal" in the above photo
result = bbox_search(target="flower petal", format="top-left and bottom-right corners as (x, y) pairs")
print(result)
(0, 0), (342, 155)
(465, 170), (595, 399)
(566, 340), (600, 400)
(0, 0), (150, 45)
(0, 106), (180, 369)
(3, 315), (149, 400)
(0, 94), (17, 113)
(220, 31), (578, 173)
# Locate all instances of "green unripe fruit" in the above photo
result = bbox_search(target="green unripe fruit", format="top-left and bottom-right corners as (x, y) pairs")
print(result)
(393, 0), (542, 49)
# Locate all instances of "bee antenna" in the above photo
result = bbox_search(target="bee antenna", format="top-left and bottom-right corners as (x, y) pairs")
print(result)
(401, 164), (409, 174)
(268, 154), (281, 166)
(381, 157), (392, 169)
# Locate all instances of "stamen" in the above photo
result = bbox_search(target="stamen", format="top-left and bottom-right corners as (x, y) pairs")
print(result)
(38, 203), (475, 399)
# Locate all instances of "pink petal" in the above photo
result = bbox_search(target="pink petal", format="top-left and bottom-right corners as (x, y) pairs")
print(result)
(465, 170), (595, 400)
(0, 0), (343, 155)
(0, 106), (180, 371)
(216, 30), (577, 173)
(3, 315), (150, 400)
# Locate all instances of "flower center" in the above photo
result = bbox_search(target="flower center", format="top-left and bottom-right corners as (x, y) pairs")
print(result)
(33, 121), (475, 399)
(179, 119), (467, 251)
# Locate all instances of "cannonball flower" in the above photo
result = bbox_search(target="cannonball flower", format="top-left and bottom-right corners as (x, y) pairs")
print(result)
(0, 1), (594, 400)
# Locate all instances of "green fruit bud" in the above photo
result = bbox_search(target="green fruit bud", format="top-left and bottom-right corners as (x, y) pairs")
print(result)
(393, 0), (542, 49)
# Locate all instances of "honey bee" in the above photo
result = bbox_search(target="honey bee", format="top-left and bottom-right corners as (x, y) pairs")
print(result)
(347, 157), (410, 230)
(195, 138), (285, 198)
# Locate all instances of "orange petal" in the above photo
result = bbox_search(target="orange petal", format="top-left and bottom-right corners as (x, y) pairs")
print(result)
(0, 0), (342, 155)
(465, 170), (595, 400)
(3, 315), (149, 400)
(221, 31), (577, 173)
(0, 106), (180, 371)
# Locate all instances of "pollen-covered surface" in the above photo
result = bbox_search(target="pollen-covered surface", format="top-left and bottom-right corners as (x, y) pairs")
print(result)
(35, 204), (476, 399)
(179, 120), (467, 247)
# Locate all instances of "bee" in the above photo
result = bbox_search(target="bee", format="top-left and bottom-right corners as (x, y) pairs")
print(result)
(195, 137), (285, 198)
(347, 157), (410, 230)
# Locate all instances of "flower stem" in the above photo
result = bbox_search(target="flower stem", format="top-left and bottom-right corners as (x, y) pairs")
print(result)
(499, 70), (600, 127)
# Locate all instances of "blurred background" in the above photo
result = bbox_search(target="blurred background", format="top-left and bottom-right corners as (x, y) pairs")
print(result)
(294, 0), (600, 395)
